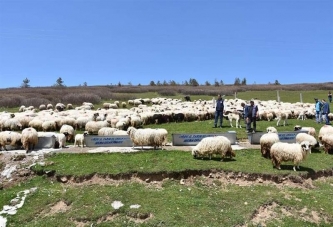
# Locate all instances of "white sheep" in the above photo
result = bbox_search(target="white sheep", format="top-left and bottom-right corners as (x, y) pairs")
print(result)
(74, 131), (88, 147)
(223, 111), (242, 128)
(42, 120), (57, 132)
(85, 120), (110, 135)
(59, 124), (75, 142)
(0, 131), (22, 151)
(21, 127), (38, 153)
(113, 130), (128, 135)
(318, 125), (333, 145)
(127, 126), (167, 150)
(295, 133), (318, 153)
(270, 141), (311, 171)
(320, 134), (333, 154)
(275, 111), (289, 126)
(259, 132), (280, 159)
(191, 136), (236, 161)
(294, 125), (316, 137)
(54, 133), (67, 148)
(98, 127), (119, 136)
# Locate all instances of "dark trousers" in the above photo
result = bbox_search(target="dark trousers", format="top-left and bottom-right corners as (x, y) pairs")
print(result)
(246, 117), (256, 131)
(214, 110), (223, 127)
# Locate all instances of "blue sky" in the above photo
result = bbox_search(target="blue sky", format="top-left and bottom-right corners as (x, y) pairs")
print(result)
(0, 0), (332, 88)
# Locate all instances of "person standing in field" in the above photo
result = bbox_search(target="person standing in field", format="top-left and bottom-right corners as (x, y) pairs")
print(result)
(322, 99), (331, 125)
(328, 91), (332, 103)
(213, 94), (224, 128)
(314, 98), (323, 124)
(242, 100), (259, 133)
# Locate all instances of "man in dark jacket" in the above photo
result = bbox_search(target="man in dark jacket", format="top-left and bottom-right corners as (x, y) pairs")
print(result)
(243, 100), (259, 133)
(213, 94), (224, 128)
(322, 99), (331, 125)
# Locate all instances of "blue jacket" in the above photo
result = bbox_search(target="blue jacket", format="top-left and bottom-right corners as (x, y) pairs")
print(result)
(315, 101), (322, 112)
(215, 98), (224, 111)
(322, 102), (330, 114)
(244, 104), (258, 118)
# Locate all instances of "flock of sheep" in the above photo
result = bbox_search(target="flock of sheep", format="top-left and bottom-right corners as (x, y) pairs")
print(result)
(0, 97), (332, 169)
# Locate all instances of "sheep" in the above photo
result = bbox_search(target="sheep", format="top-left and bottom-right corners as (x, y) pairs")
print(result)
(74, 131), (88, 147)
(98, 127), (119, 136)
(270, 141), (311, 171)
(318, 125), (333, 145)
(85, 120), (110, 135)
(294, 125), (316, 137)
(321, 134), (333, 154)
(0, 131), (22, 151)
(113, 130), (128, 135)
(223, 111), (242, 128)
(59, 124), (75, 142)
(295, 133), (318, 153)
(46, 103), (54, 110)
(266, 126), (278, 133)
(42, 120), (57, 132)
(1, 117), (23, 131)
(275, 111), (289, 126)
(191, 136), (235, 161)
(21, 127), (38, 153)
(126, 126), (167, 150)
(259, 132), (280, 159)
(39, 104), (46, 111)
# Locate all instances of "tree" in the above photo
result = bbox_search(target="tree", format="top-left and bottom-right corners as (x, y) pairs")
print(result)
(83, 82), (87, 86)
(54, 77), (65, 87)
(274, 80), (281, 85)
(189, 78), (199, 86)
(156, 80), (162, 86)
(205, 81), (211, 86)
(234, 77), (241, 85)
(21, 78), (30, 88)
(219, 80), (224, 86)
(162, 80), (168, 86)
(241, 78), (247, 85)
(149, 81), (156, 86)
(214, 79), (219, 87)
(169, 80), (177, 86)
(118, 82), (122, 87)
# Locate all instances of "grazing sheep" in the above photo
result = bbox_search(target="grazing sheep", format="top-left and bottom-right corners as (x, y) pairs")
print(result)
(42, 120), (57, 132)
(275, 112), (289, 126)
(85, 120), (110, 135)
(46, 103), (54, 110)
(21, 127), (38, 153)
(59, 124), (75, 142)
(127, 126), (168, 150)
(113, 130), (128, 135)
(39, 104), (46, 111)
(266, 126), (278, 133)
(1, 117), (23, 131)
(321, 134), (333, 154)
(295, 133), (318, 152)
(191, 136), (235, 161)
(0, 131), (22, 151)
(74, 131), (88, 147)
(270, 141), (311, 171)
(259, 132), (280, 159)
(294, 125), (316, 137)
(318, 125), (333, 145)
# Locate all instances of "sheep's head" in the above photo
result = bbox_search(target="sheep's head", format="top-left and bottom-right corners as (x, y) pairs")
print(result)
(300, 141), (310, 152)
(226, 149), (236, 158)
(294, 125), (302, 131)
(191, 147), (198, 158)
(83, 131), (88, 136)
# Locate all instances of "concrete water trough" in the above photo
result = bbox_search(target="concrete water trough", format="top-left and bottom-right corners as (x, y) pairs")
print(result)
(172, 131), (237, 146)
(248, 130), (309, 145)
(84, 135), (133, 147)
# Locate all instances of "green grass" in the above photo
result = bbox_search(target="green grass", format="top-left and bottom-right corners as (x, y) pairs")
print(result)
(1, 89), (333, 226)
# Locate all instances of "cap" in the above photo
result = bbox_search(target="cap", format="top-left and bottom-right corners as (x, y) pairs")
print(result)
(314, 98), (318, 100)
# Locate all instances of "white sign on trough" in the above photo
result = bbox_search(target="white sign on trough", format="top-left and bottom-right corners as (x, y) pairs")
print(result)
(84, 135), (133, 147)
(248, 130), (309, 145)
(172, 131), (237, 146)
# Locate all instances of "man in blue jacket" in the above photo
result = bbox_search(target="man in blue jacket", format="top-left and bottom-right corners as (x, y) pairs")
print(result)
(321, 99), (331, 125)
(213, 94), (224, 128)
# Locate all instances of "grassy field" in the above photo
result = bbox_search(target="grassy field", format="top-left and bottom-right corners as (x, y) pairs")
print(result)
(1, 88), (333, 226)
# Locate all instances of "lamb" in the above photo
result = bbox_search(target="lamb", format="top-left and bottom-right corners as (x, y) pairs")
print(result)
(21, 127), (38, 153)
(321, 134), (333, 154)
(0, 131), (22, 151)
(126, 126), (168, 150)
(74, 131), (88, 147)
(259, 132), (280, 159)
(270, 141), (311, 171)
(275, 111), (289, 126)
(294, 125), (316, 137)
(318, 125), (333, 145)
(191, 136), (235, 161)
(295, 133), (318, 153)
(59, 124), (75, 142)
(223, 111), (242, 128)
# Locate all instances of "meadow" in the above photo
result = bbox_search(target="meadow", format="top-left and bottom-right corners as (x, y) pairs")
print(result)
(1, 83), (333, 227)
